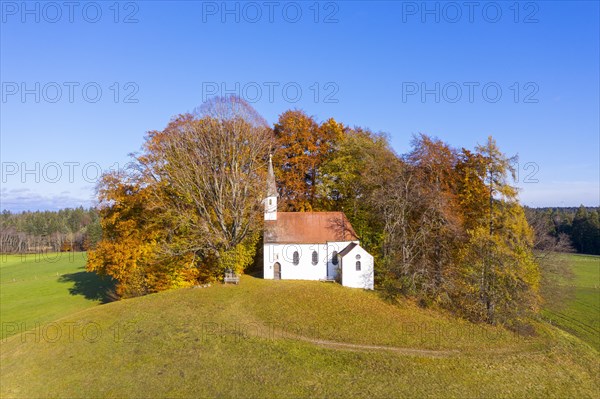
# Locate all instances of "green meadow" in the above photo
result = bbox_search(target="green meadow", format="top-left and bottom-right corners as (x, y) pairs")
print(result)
(0, 253), (110, 339)
(0, 252), (598, 398)
(541, 253), (600, 351)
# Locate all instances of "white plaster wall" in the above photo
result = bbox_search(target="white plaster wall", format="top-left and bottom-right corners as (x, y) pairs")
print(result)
(340, 245), (374, 290)
(263, 243), (274, 279)
(325, 241), (358, 279)
(263, 243), (328, 281)
(263, 197), (277, 220)
(263, 240), (373, 289)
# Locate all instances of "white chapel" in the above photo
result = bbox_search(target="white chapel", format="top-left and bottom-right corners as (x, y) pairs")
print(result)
(263, 155), (374, 290)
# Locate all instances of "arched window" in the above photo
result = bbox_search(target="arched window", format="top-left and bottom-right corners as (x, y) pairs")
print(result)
(332, 251), (338, 265)
(312, 251), (318, 265)
(293, 251), (299, 265)
(356, 261), (361, 271)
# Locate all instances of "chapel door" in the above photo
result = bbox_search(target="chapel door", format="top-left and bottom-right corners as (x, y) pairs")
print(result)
(274, 262), (281, 280)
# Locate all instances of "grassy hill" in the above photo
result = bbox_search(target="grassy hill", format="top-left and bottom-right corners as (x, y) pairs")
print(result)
(1, 254), (599, 398)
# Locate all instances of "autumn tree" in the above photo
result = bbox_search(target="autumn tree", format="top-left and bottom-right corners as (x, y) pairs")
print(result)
(370, 163), (430, 296)
(142, 96), (273, 273)
(318, 128), (446, 297)
(273, 111), (342, 211)
(455, 203), (540, 325)
(87, 96), (274, 297)
(319, 128), (398, 259)
(86, 170), (193, 297)
(455, 149), (489, 231)
(454, 136), (540, 325)
(476, 136), (519, 235)
(354, 133), (540, 324)
(405, 135), (463, 296)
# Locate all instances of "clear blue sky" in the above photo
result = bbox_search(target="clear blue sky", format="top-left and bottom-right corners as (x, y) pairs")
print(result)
(1, 1), (599, 211)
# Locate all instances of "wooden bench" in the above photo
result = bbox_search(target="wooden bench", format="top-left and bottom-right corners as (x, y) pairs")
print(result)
(223, 271), (240, 285)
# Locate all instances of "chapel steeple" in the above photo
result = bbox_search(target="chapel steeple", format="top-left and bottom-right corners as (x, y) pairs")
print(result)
(265, 154), (278, 220)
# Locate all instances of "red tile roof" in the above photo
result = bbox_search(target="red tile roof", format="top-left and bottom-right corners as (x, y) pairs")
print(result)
(264, 212), (358, 244)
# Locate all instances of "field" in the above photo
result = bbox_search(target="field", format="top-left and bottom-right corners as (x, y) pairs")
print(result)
(0, 253), (598, 398)
(541, 253), (600, 351)
(0, 253), (110, 339)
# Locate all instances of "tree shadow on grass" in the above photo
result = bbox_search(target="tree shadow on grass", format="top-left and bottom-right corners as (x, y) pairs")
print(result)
(58, 268), (116, 303)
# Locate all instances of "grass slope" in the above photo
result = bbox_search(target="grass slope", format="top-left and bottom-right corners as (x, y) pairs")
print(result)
(541, 253), (600, 351)
(0, 253), (109, 339)
(1, 275), (598, 398)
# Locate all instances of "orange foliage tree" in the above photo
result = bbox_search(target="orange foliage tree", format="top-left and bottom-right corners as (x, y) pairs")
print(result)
(86, 170), (199, 297)
(272, 110), (343, 211)
(87, 97), (273, 297)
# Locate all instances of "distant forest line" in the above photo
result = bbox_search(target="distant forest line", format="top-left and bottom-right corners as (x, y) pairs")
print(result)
(0, 207), (101, 253)
(1, 205), (598, 256)
(526, 206), (600, 255)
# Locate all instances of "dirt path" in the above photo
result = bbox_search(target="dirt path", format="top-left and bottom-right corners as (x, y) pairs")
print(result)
(283, 333), (460, 358)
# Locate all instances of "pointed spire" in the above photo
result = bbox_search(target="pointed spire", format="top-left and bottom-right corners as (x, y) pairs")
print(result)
(267, 154), (278, 197)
